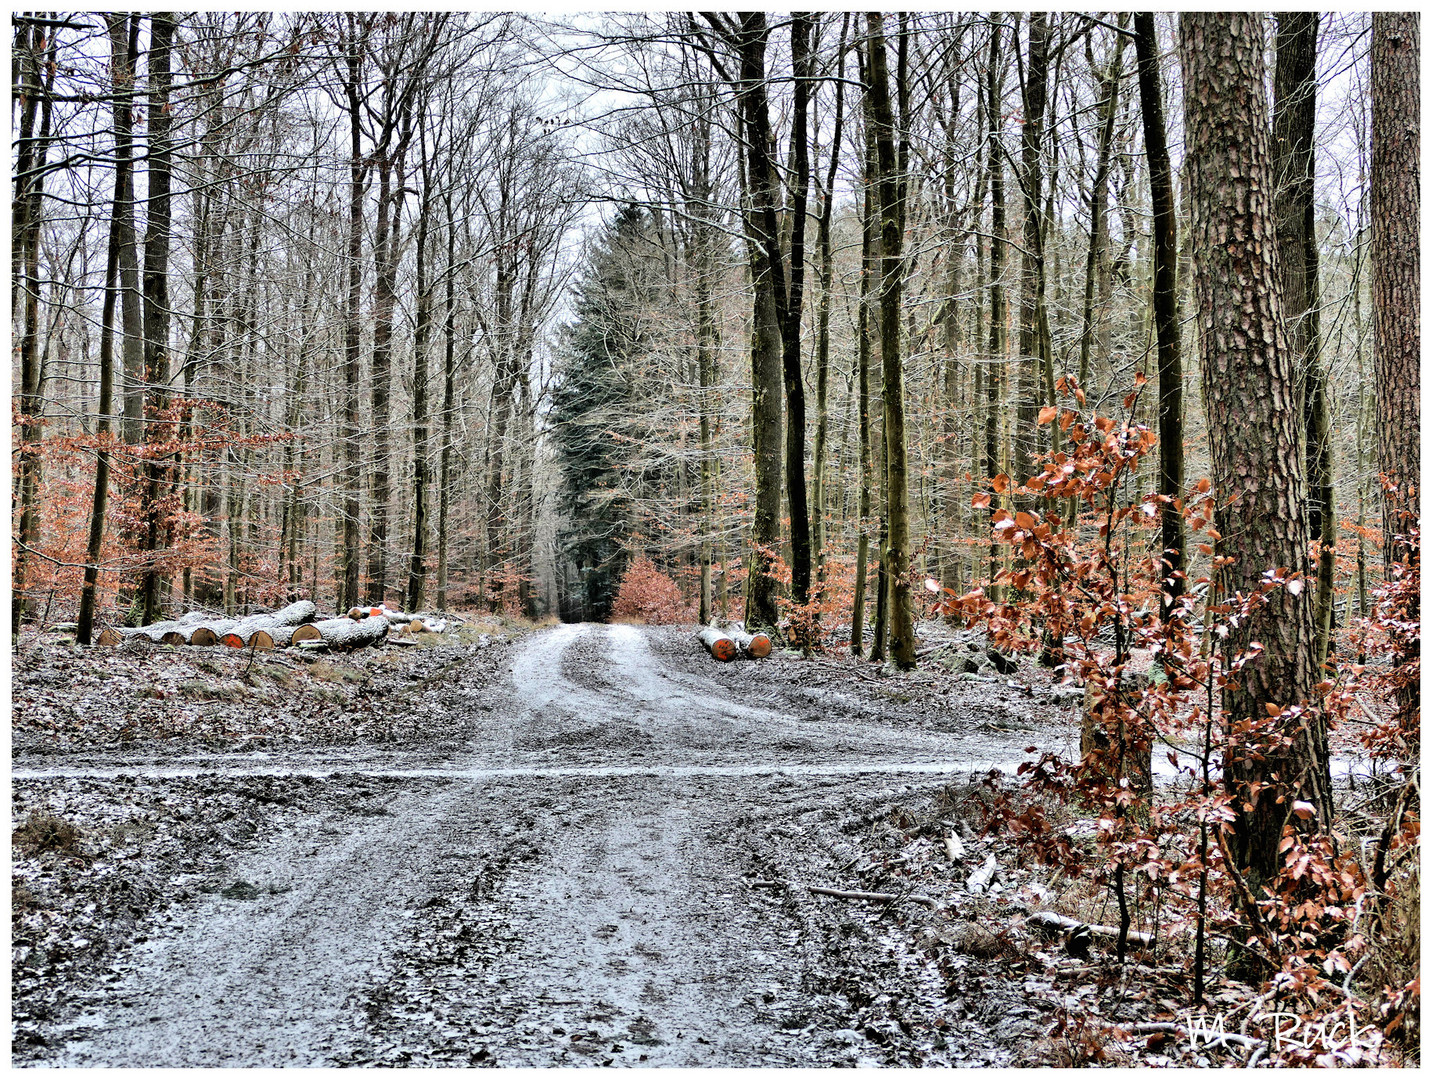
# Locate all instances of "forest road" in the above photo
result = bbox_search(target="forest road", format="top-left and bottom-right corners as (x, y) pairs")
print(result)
(44, 622), (1052, 1067)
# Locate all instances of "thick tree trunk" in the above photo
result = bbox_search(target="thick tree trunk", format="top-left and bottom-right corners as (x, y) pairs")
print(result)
(1134, 13), (1187, 626)
(339, 21), (366, 612)
(78, 158), (123, 645)
(866, 14), (916, 670)
(1370, 13), (1421, 569)
(12, 18), (57, 635)
(1179, 12), (1332, 896)
(367, 156), (404, 605)
(727, 13), (785, 634)
(850, 152), (875, 657)
(1013, 12), (1050, 499)
(780, 13), (814, 611)
(139, 12), (176, 625)
(407, 156), (434, 613)
(436, 209), (458, 612)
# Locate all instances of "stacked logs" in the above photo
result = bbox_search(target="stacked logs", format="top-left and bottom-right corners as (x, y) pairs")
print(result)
(106, 600), (390, 651)
(696, 626), (773, 662)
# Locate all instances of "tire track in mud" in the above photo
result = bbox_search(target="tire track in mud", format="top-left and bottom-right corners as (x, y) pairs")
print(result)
(19, 623), (1053, 1067)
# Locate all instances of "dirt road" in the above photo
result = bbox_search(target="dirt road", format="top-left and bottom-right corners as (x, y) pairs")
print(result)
(16, 623), (1068, 1067)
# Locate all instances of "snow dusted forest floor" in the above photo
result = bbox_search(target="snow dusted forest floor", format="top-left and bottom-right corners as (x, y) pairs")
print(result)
(9, 621), (1398, 1066)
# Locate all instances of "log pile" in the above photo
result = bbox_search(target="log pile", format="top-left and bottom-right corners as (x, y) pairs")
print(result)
(100, 600), (390, 651)
(694, 624), (772, 662)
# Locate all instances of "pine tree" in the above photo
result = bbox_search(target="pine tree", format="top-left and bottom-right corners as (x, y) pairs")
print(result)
(550, 206), (660, 622)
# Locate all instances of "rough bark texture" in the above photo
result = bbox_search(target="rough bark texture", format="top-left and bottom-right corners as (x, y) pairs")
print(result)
(1179, 12), (1331, 891)
(1370, 13), (1421, 568)
(1134, 13), (1186, 624)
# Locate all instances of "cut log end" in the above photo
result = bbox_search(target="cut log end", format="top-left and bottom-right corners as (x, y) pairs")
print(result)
(698, 628), (737, 662)
(160, 631), (187, 647)
(222, 629), (274, 651)
(746, 632), (772, 659)
(291, 624), (321, 643)
(190, 627), (219, 647)
(95, 627), (122, 647)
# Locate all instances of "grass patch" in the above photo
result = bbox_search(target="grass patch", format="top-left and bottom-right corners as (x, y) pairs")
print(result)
(12, 812), (84, 857)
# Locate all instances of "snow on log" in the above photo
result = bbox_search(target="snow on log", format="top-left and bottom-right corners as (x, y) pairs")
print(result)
(306, 614), (389, 649)
(697, 627), (737, 662)
(1026, 909), (1153, 948)
(728, 629), (772, 659)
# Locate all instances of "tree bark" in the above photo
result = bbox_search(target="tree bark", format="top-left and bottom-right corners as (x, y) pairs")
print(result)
(1013, 12), (1051, 498)
(339, 17), (366, 612)
(1370, 13), (1420, 568)
(984, 18), (1008, 603)
(1134, 12), (1187, 625)
(725, 13), (785, 633)
(850, 124), (875, 657)
(866, 14), (916, 669)
(1179, 11), (1332, 896)
(140, 12), (176, 625)
(12, 16), (58, 635)
(1273, 11), (1333, 666)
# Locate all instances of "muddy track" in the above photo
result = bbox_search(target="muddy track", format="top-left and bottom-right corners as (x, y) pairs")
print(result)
(16, 624), (1060, 1067)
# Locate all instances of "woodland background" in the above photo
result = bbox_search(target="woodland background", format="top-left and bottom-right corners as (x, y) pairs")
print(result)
(11, 12), (1411, 645)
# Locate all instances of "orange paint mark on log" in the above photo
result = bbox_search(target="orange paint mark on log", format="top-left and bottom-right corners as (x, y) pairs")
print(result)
(747, 633), (772, 658)
(221, 633), (244, 648)
(711, 638), (737, 662)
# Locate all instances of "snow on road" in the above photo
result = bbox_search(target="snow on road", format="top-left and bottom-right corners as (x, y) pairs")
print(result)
(18, 623), (1067, 1067)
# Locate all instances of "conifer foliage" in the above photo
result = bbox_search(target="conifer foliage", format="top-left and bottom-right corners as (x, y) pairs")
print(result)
(550, 206), (668, 622)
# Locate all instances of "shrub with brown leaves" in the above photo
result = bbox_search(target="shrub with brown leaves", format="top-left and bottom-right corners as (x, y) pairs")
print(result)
(611, 556), (694, 625)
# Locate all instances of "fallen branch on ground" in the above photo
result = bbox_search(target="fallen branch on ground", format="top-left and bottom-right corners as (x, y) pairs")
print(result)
(1027, 909), (1154, 948)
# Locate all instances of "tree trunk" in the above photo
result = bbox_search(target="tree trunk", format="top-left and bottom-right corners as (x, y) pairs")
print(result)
(367, 154), (403, 605)
(1273, 11), (1333, 666)
(1013, 12), (1050, 498)
(407, 148), (434, 613)
(339, 19), (366, 612)
(1370, 13), (1420, 568)
(727, 13), (785, 634)
(1134, 13), (1187, 626)
(1179, 11), (1331, 897)
(984, 18), (1008, 603)
(810, 23), (846, 613)
(780, 12), (814, 612)
(12, 16), (57, 635)
(436, 208), (458, 612)
(850, 138), (875, 657)
(139, 12), (176, 625)
(866, 14), (916, 670)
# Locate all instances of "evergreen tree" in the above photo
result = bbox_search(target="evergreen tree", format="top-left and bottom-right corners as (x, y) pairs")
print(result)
(550, 205), (662, 622)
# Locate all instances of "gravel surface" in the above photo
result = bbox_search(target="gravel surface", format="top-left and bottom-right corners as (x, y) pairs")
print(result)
(14, 621), (1091, 1066)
